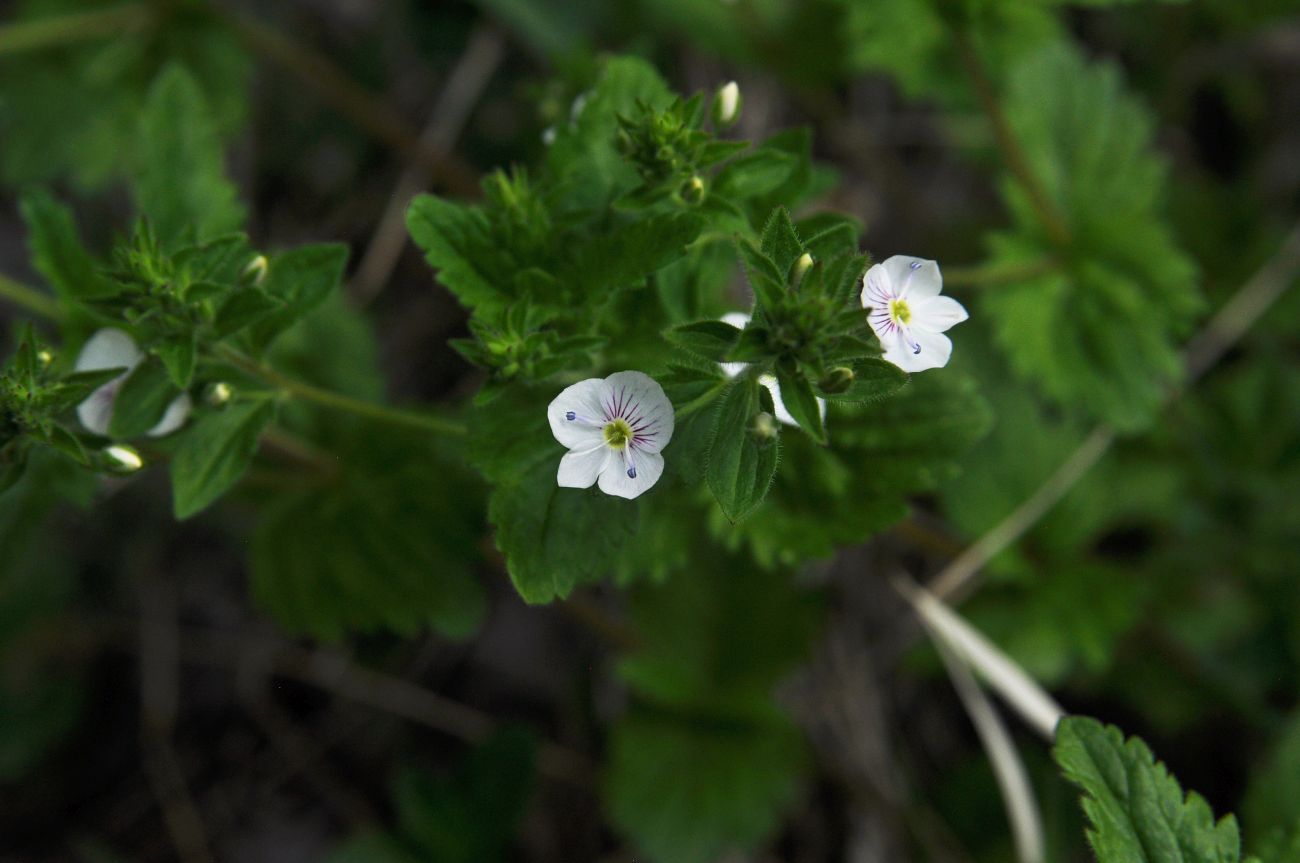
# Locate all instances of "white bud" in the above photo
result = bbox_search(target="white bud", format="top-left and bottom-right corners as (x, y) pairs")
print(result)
(243, 254), (269, 286)
(207, 381), (232, 407)
(713, 81), (741, 126)
(792, 252), (813, 284)
(104, 444), (143, 472)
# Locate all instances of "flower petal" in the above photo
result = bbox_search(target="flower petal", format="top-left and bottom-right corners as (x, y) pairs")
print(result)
(548, 378), (609, 449)
(74, 328), (143, 373)
(860, 262), (894, 309)
(597, 449), (664, 499)
(147, 393), (193, 438)
(602, 370), (674, 454)
(882, 327), (952, 373)
(883, 256), (942, 301)
(557, 443), (609, 489)
(911, 295), (969, 333)
(77, 382), (120, 436)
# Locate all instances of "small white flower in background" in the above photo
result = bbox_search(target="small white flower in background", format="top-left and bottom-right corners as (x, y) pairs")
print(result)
(861, 256), (969, 373)
(547, 370), (675, 500)
(75, 328), (192, 438)
(719, 312), (825, 428)
(713, 81), (741, 126)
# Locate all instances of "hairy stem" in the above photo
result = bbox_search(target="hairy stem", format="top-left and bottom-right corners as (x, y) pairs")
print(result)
(956, 33), (1071, 250)
(217, 347), (467, 437)
(0, 3), (149, 56)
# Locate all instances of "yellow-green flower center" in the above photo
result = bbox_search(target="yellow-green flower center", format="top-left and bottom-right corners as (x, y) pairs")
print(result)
(889, 298), (912, 325)
(603, 418), (633, 450)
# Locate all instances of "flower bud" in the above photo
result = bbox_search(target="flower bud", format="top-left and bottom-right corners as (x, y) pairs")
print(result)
(791, 252), (813, 285)
(206, 381), (233, 407)
(36, 349), (53, 369)
(103, 444), (143, 473)
(818, 366), (855, 394)
(713, 81), (742, 127)
(243, 254), (269, 286)
(750, 411), (778, 442)
(680, 175), (706, 205)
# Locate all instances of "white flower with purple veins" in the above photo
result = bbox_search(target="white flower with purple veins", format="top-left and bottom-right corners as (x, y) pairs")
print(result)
(547, 371), (674, 500)
(861, 256), (969, 373)
(75, 328), (192, 437)
(719, 312), (825, 427)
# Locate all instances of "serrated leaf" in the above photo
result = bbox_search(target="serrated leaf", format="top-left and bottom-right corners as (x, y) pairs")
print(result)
(986, 44), (1200, 429)
(605, 707), (806, 863)
(489, 455), (639, 604)
(1054, 716), (1244, 863)
(665, 320), (743, 363)
(246, 243), (349, 349)
(134, 64), (245, 251)
(706, 377), (780, 522)
(407, 195), (505, 312)
(251, 438), (486, 641)
(108, 357), (177, 438)
(817, 358), (908, 403)
(171, 401), (273, 519)
(759, 207), (804, 278)
(574, 212), (705, 293)
(19, 190), (115, 301)
(737, 240), (786, 313)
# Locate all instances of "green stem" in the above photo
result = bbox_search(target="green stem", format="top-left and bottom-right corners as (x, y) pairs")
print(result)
(943, 255), (1060, 289)
(956, 33), (1072, 250)
(217, 347), (467, 438)
(0, 3), (149, 56)
(0, 272), (61, 321)
(674, 380), (727, 422)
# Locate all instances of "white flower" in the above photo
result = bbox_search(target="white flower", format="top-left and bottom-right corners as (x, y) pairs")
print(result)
(547, 370), (675, 500)
(719, 312), (825, 428)
(861, 256), (969, 373)
(75, 328), (192, 438)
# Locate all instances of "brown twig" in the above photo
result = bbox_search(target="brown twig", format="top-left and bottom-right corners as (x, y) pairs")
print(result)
(210, 5), (481, 198)
(352, 26), (504, 304)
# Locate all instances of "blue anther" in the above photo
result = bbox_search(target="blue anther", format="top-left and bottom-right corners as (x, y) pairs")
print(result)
(565, 411), (576, 421)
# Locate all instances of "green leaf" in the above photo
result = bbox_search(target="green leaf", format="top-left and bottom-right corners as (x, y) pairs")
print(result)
(108, 358), (178, 438)
(134, 64), (245, 251)
(706, 376), (780, 522)
(407, 195), (504, 312)
(817, 358), (908, 403)
(156, 333), (198, 389)
(986, 44), (1200, 429)
(213, 287), (284, 339)
(250, 436), (486, 641)
(605, 707), (806, 863)
(573, 212), (705, 293)
(19, 190), (115, 301)
(246, 243), (348, 348)
(774, 364), (825, 443)
(665, 319), (743, 363)
(1054, 716), (1244, 863)
(737, 239), (786, 314)
(759, 207), (804, 278)
(171, 401), (273, 519)
(489, 456), (640, 604)
(712, 149), (801, 202)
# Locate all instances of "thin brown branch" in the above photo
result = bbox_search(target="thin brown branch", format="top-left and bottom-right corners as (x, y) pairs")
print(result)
(211, 6), (481, 198)
(352, 26), (505, 304)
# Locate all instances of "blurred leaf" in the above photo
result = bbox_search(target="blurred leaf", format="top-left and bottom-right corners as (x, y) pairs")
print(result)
(1054, 716), (1244, 863)
(985, 44), (1200, 429)
(606, 706), (806, 863)
(571, 212), (704, 294)
(134, 63), (245, 251)
(251, 434), (487, 641)
(246, 243), (349, 350)
(19, 189), (115, 302)
(170, 400), (273, 519)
